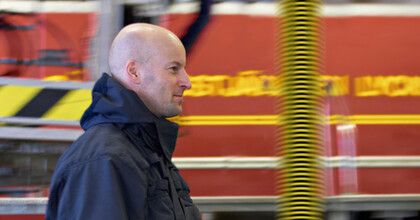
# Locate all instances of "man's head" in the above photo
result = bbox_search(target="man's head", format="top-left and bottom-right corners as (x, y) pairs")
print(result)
(108, 23), (191, 118)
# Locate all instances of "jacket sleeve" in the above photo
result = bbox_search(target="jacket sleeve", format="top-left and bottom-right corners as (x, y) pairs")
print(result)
(50, 156), (147, 220)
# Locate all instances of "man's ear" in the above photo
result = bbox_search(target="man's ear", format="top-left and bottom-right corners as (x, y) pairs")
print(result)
(126, 60), (141, 84)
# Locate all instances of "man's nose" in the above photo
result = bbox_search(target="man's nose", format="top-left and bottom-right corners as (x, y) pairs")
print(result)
(179, 69), (192, 90)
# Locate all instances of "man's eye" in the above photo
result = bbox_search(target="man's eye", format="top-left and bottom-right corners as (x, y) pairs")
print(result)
(170, 67), (178, 72)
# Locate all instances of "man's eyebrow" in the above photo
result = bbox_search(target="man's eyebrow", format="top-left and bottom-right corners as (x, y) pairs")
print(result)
(167, 61), (185, 67)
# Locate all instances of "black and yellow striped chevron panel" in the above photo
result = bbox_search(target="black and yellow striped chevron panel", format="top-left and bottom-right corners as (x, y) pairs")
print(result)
(0, 78), (93, 121)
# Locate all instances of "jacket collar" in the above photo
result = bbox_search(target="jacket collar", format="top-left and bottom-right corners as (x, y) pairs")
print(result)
(81, 73), (179, 161)
(154, 118), (179, 161)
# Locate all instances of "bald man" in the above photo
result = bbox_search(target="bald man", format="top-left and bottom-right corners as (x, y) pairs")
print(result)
(46, 24), (201, 220)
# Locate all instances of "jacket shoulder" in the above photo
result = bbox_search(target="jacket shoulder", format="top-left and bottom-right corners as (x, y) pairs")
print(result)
(55, 124), (150, 176)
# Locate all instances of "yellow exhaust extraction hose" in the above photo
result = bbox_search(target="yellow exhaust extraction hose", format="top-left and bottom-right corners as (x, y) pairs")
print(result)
(276, 0), (325, 219)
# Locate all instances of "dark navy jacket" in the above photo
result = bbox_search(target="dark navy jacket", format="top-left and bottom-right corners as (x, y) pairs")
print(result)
(46, 73), (201, 220)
